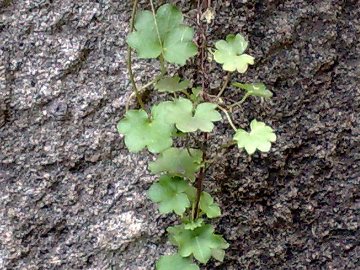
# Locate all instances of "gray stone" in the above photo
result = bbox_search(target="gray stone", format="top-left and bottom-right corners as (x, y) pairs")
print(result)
(0, 0), (359, 269)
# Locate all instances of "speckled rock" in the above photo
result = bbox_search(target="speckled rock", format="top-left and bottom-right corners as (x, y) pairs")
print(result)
(0, 0), (359, 270)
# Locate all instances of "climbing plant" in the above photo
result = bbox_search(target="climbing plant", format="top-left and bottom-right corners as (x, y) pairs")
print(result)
(118, 1), (277, 269)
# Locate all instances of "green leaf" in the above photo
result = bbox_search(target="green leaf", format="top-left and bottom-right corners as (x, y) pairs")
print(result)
(127, 4), (197, 65)
(167, 224), (186, 246)
(190, 87), (203, 104)
(233, 119), (277, 155)
(191, 87), (202, 97)
(184, 219), (204, 230)
(213, 33), (254, 73)
(211, 249), (226, 262)
(199, 192), (221, 218)
(156, 254), (199, 270)
(232, 82), (273, 98)
(163, 25), (198, 65)
(148, 176), (196, 215)
(155, 98), (222, 133)
(155, 76), (190, 93)
(148, 148), (203, 181)
(126, 11), (161, 58)
(117, 109), (173, 153)
(167, 224), (229, 264)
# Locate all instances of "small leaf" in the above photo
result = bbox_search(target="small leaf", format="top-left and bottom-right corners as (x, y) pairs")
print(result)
(154, 98), (222, 133)
(213, 33), (254, 73)
(148, 147), (203, 181)
(233, 119), (276, 155)
(167, 223), (229, 264)
(117, 109), (173, 153)
(232, 82), (273, 98)
(148, 176), (196, 215)
(199, 192), (221, 218)
(190, 87), (203, 103)
(192, 87), (202, 97)
(127, 4), (197, 65)
(184, 219), (204, 230)
(156, 254), (199, 270)
(155, 76), (190, 93)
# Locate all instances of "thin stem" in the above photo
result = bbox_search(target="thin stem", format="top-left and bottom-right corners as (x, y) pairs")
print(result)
(216, 72), (231, 98)
(181, 90), (192, 100)
(127, 0), (146, 111)
(126, 72), (166, 112)
(159, 54), (167, 75)
(193, 139), (206, 220)
(192, 0), (209, 220)
(125, 92), (135, 112)
(229, 93), (250, 111)
(186, 143), (193, 158)
(217, 105), (237, 131)
(191, 202), (195, 221)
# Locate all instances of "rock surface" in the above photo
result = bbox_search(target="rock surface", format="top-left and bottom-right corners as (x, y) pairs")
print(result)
(0, 0), (359, 269)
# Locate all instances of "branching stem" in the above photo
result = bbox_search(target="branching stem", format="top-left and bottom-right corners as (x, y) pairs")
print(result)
(229, 93), (250, 111)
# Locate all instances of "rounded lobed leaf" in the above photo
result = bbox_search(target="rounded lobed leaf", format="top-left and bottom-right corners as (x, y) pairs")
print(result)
(126, 4), (197, 65)
(233, 119), (277, 155)
(156, 254), (199, 270)
(167, 223), (229, 264)
(199, 192), (221, 218)
(213, 33), (254, 73)
(148, 147), (203, 181)
(184, 218), (204, 230)
(148, 175), (196, 215)
(117, 109), (174, 153)
(154, 98), (222, 133)
(155, 76), (190, 93)
(127, 11), (162, 58)
(232, 82), (273, 98)
(163, 25), (198, 65)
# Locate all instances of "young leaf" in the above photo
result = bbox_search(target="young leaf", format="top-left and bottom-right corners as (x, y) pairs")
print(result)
(155, 76), (190, 93)
(167, 224), (229, 264)
(232, 82), (273, 98)
(148, 148), (203, 181)
(156, 254), (199, 270)
(127, 4), (197, 65)
(154, 98), (222, 133)
(117, 109), (173, 153)
(199, 192), (221, 218)
(190, 87), (203, 104)
(148, 176), (196, 215)
(191, 87), (202, 97)
(233, 119), (276, 155)
(184, 218), (204, 230)
(213, 33), (254, 73)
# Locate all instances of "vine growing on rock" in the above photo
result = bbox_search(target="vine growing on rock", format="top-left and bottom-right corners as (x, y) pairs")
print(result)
(118, 1), (277, 269)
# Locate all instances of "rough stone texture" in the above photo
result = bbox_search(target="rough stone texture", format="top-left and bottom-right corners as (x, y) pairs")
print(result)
(0, 0), (359, 269)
